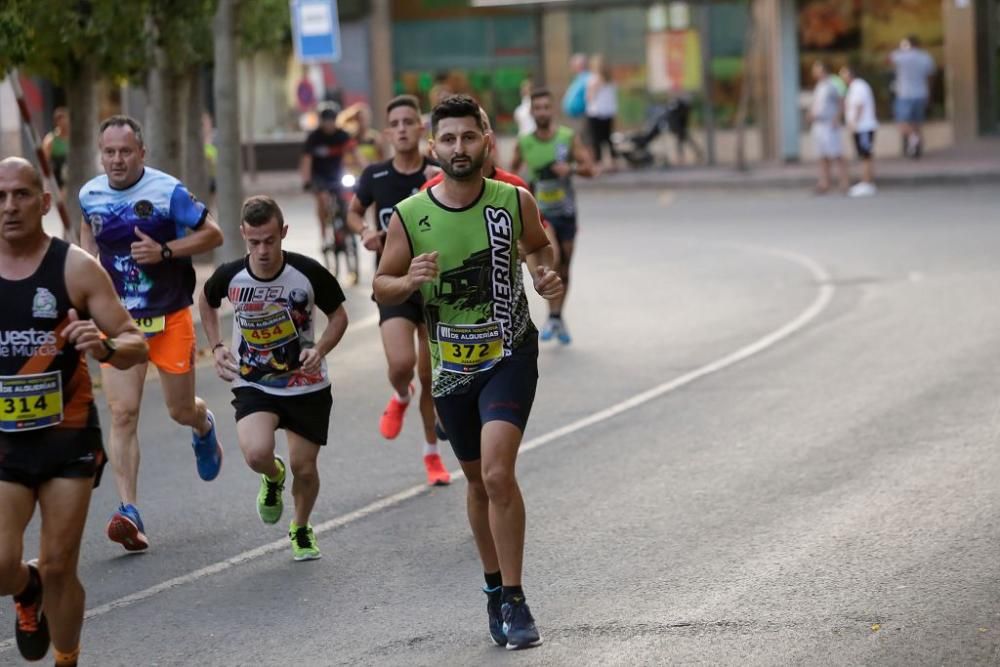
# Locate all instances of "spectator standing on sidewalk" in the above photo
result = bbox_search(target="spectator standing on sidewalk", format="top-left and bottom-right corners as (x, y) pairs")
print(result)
(561, 54), (591, 134)
(890, 35), (935, 159)
(808, 61), (849, 194)
(585, 54), (619, 172)
(840, 65), (878, 197)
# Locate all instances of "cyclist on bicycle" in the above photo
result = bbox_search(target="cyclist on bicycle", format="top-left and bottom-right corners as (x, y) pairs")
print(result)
(300, 106), (360, 260)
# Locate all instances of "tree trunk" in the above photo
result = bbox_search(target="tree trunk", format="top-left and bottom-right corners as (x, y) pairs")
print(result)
(183, 66), (210, 204)
(146, 37), (185, 176)
(244, 56), (258, 182)
(213, 0), (244, 262)
(64, 57), (99, 242)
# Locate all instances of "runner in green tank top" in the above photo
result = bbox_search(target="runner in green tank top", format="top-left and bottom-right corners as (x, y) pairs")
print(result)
(375, 95), (563, 651)
(511, 88), (594, 346)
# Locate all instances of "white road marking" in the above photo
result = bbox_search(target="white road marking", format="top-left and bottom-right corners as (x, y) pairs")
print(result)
(0, 245), (833, 651)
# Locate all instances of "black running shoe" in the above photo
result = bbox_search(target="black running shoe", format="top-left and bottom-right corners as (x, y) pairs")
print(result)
(484, 586), (506, 646)
(501, 596), (543, 650)
(14, 561), (50, 661)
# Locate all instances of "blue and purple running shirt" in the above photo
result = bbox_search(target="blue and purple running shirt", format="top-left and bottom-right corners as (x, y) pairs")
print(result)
(79, 167), (207, 319)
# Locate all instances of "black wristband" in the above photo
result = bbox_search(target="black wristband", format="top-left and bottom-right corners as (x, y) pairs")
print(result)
(212, 342), (225, 351)
(98, 338), (116, 363)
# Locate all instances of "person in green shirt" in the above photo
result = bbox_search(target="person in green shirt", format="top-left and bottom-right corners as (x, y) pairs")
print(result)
(511, 88), (594, 345)
(374, 94), (562, 651)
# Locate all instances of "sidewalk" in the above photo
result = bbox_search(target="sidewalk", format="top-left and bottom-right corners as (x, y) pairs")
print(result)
(239, 137), (1000, 194)
(580, 137), (1000, 191)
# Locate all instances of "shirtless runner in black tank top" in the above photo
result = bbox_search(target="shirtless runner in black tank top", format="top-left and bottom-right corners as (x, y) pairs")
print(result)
(0, 157), (147, 666)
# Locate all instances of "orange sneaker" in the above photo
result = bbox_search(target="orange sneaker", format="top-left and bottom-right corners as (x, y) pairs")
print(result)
(379, 385), (413, 439)
(424, 453), (451, 486)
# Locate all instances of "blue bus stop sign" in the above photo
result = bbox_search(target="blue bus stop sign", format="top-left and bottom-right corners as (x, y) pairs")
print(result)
(290, 0), (341, 63)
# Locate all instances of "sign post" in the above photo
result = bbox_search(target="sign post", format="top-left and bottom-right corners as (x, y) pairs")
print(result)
(290, 0), (342, 63)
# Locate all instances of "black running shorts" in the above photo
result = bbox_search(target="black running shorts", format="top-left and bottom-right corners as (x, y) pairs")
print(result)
(434, 339), (539, 462)
(377, 291), (424, 326)
(546, 215), (577, 244)
(0, 426), (106, 489)
(232, 385), (333, 446)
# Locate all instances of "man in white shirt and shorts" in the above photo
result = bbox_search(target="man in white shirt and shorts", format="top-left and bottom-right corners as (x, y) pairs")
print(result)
(840, 65), (879, 197)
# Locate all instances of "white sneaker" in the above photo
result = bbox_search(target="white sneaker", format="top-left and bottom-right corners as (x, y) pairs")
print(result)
(848, 182), (877, 198)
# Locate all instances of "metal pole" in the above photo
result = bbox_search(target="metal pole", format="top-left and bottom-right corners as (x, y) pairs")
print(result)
(698, 4), (716, 166)
(8, 69), (73, 239)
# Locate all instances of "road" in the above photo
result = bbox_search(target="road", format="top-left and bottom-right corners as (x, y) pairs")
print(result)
(9, 184), (1000, 666)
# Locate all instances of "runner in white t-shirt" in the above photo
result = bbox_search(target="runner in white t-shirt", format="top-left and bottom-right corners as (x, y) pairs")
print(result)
(840, 65), (878, 197)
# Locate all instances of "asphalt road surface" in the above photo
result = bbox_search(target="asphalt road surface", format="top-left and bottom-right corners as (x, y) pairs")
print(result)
(6, 184), (1000, 666)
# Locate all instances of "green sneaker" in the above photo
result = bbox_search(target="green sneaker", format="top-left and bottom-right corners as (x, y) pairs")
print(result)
(256, 456), (285, 525)
(289, 522), (321, 561)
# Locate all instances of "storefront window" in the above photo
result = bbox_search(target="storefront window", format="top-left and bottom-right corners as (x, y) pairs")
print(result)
(392, 16), (539, 133)
(797, 0), (945, 120)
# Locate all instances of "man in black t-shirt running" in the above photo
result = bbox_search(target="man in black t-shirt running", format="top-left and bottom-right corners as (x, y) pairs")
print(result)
(347, 95), (449, 487)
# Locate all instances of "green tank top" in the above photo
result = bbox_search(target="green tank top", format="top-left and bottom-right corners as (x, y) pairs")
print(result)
(516, 125), (576, 218)
(46, 132), (68, 159)
(396, 179), (536, 397)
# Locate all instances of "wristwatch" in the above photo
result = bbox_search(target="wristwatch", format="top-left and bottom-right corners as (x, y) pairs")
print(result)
(160, 243), (173, 260)
(98, 338), (117, 363)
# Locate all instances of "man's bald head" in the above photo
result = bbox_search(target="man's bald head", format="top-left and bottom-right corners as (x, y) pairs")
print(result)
(0, 157), (44, 192)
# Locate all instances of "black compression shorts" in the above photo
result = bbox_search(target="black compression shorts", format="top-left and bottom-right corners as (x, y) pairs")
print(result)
(433, 338), (539, 462)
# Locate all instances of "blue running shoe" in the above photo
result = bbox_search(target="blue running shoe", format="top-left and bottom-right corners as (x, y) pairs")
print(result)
(484, 586), (506, 646)
(192, 410), (223, 481)
(556, 319), (572, 345)
(106, 503), (149, 551)
(502, 597), (543, 650)
(539, 318), (557, 342)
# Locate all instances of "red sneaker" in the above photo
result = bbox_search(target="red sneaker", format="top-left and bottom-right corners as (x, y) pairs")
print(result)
(424, 453), (451, 486)
(379, 385), (413, 439)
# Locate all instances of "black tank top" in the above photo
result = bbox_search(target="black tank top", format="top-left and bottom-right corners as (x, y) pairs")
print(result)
(0, 238), (97, 435)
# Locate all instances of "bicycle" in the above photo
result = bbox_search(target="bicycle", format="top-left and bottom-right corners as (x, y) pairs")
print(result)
(311, 179), (359, 285)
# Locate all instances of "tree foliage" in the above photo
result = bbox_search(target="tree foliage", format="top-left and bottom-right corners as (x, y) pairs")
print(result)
(239, 0), (292, 57)
(0, 0), (149, 82)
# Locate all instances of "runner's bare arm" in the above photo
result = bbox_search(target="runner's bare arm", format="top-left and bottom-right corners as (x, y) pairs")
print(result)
(315, 304), (349, 357)
(346, 193), (368, 234)
(64, 246), (147, 369)
(374, 212), (435, 306)
(198, 290), (239, 381)
(79, 217), (99, 256)
(518, 188), (554, 265)
(164, 212), (224, 257)
(298, 304), (348, 375)
(510, 141), (524, 175)
(300, 153), (313, 187)
(572, 133), (596, 178)
(198, 291), (224, 350)
(517, 189), (562, 301)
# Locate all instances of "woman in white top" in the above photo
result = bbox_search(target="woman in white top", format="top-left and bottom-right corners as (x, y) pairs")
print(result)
(585, 54), (618, 170)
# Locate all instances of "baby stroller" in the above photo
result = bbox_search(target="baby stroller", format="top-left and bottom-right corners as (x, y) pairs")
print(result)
(612, 98), (702, 168)
(612, 104), (671, 168)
